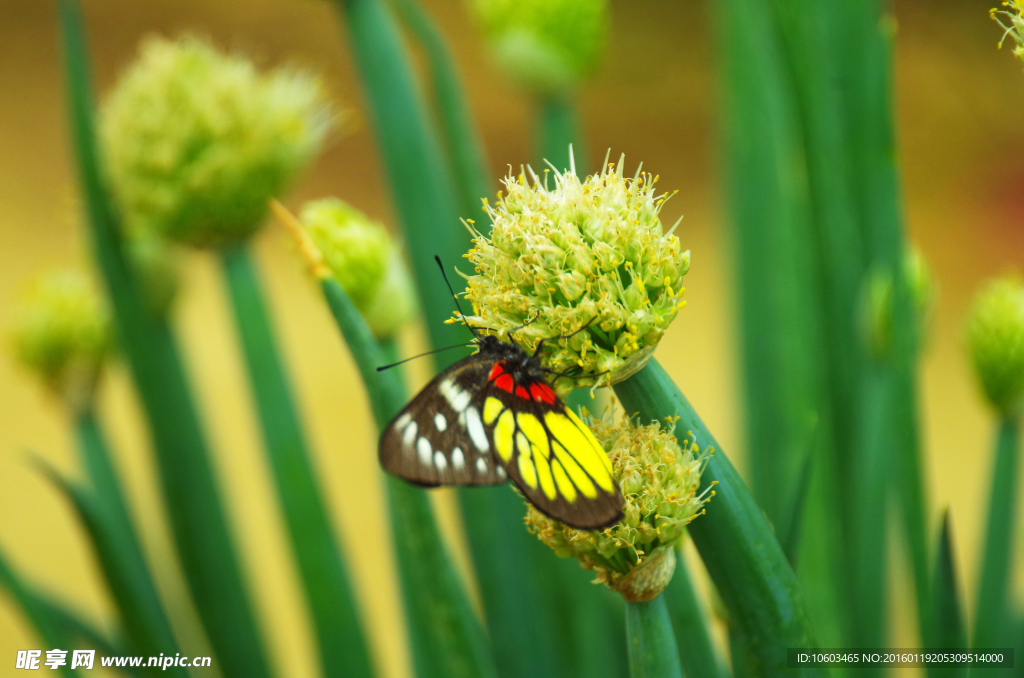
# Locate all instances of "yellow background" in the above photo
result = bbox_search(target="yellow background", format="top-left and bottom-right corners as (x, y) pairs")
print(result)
(1, 0), (1023, 676)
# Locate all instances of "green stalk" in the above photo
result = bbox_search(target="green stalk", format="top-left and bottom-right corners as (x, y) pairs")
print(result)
(0, 546), (79, 677)
(72, 412), (184, 673)
(615, 359), (822, 678)
(538, 96), (585, 174)
(332, 0), (469, 356)
(714, 0), (849, 650)
(849, 367), (893, 659)
(319, 277), (497, 678)
(331, 3), (563, 676)
(37, 595), (131, 662)
(57, 3), (272, 675)
(392, 0), (492, 222)
(664, 547), (729, 678)
(220, 244), (374, 678)
(972, 419), (1020, 651)
(931, 511), (967, 678)
(625, 596), (684, 678)
(834, 0), (930, 641)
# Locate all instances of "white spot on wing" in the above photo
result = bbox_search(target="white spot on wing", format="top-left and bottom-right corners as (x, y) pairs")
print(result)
(395, 413), (411, 430)
(434, 451), (448, 472)
(434, 412), (447, 432)
(465, 407), (489, 452)
(417, 437), (433, 467)
(440, 379), (471, 411)
(476, 457), (489, 474)
(452, 447), (465, 470)
(496, 466), (507, 481)
(402, 421), (418, 450)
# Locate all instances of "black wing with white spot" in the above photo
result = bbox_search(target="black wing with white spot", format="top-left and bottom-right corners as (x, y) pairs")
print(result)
(379, 354), (507, 486)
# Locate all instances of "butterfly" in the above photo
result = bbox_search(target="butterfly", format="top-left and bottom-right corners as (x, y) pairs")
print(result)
(378, 260), (624, 530)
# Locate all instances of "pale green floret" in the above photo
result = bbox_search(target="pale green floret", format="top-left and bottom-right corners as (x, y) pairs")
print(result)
(862, 246), (936, 362)
(471, 0), (607, 94)
(463, 156), (689, 392)
(967, 275), (1024, 416)
(300, 198), (417, 339)
(993, 1), (1024, 69)
(525, 410), (709, 598)
(102, 36), (334, 249)
(11, 270), (111, 411)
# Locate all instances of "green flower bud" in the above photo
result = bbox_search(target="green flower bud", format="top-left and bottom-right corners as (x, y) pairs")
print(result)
(992, 1), (1024, 70)
(102, 36), (334, 249)
(300, 198), (417, 339)
(525, 410), (710, 600)
(862, 246), (936, 362)
(967, 275), (1024, 416)
(471, 0), (608, 94)
(10, 270), (112, 412)
(463, 157), (690, 392)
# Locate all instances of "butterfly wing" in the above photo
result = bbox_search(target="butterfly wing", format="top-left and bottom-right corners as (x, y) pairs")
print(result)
(476, 380), (624, 529)
(379, 355), (507, 486)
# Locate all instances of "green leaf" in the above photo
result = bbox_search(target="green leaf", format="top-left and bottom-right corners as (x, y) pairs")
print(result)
(220, 244), (375, 678)
(972, 418), (1020, 651)
(392, 0), (493, 222)
(0, 545), (79, 677)
(56, 2), (272, 675)
(614, 359), (823, 677)
(778, 430), (815, 568)
(664, 546), (730, 678)
(320, 278), (497, 678)
(32, 460), (188, 678)
(930, 511), (966, 678)
(625, 595), (684, 678)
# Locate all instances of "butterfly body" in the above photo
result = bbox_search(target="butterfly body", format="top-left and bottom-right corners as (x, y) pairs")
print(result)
(379, 335), (624, 529)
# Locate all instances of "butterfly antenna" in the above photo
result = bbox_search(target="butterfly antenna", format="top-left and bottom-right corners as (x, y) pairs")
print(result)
(376, 343), (474, 372)
(434, 255), (480, 338)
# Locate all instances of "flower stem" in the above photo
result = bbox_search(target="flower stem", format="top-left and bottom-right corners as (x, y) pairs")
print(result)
(614, 359), (822, 677)
(320, 278), (497, 678)
(392, 0), (492, 223)
(220, 244), (374, 678)
(58, 3), (272, 675)
(625, 595), (684, 678)
(972, 418), (1020, 650)
(538, 96), (585, 175)
(663, 546), (729, 678)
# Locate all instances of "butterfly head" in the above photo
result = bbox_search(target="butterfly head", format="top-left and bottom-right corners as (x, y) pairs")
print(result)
(473, 333), (545, 383)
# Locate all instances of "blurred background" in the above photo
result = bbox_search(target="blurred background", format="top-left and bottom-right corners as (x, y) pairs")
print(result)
(0, 0), (1022, 675)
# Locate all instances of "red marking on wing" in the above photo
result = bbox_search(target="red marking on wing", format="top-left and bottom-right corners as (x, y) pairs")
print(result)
(530, 383), (556, 404)
(515, 385), (530, 399)
(495, 373), (514, 392)
(488, 363), (504, 381)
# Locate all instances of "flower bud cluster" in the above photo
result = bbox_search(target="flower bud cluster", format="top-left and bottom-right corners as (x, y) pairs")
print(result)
(525, 409), (709, 598)
(300, 198), (417, 340)
(102, 36), (334, 248)
(462, 157), (690, 392)
(11, 270), (111, 411)
(967, 275), (1024, 416)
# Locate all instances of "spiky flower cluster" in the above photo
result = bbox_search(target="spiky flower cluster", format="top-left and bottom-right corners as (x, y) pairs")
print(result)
(471, 0), (607, 94)
(967, 275), (1024, 416)
(301, 198), (417, 339)
(11, 270), (111, 412)
(526, 410), (709, 599)
(993, 1), (1024, 69)
(462, 157), (689, 392)
(102, 36), (334, 248)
